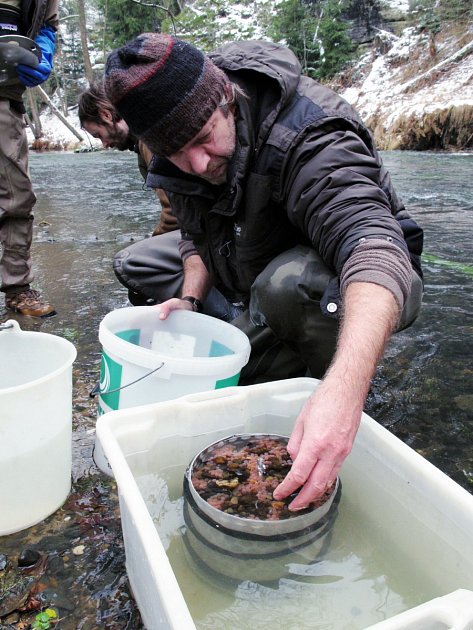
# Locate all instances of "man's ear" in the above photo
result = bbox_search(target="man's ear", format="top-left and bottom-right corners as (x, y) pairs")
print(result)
(99, 108), (113, 124)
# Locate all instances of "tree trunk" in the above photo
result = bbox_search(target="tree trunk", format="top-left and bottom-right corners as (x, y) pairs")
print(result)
(77, 0), (94, 85)
(102, 0), (108, 63)
(34, 85), (84, 141)
(26, 90), (42, 138)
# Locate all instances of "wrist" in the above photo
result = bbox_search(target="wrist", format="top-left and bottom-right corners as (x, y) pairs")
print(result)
(181, 296), (203, 313)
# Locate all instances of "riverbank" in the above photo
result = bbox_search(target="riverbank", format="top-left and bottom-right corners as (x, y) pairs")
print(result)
(334, 23), (473, 151)
(27, 20), (473, 154)
(26, 106), (100, 152)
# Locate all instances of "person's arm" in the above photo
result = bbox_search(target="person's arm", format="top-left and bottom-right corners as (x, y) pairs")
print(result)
(180, 253), (212, 302)
(158, 253), (212, 319)
(18, 0), (59, 87)
(152, 189), (179, 235)
(272, 117), (413, 508)
(16, 26), (56, 87)
(273, 280), (399, 509)
(136, 143), (179, 235)
(44, 0), (59, 31)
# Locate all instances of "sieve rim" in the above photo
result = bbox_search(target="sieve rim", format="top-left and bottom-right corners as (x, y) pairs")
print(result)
(185, 433), (339, 536)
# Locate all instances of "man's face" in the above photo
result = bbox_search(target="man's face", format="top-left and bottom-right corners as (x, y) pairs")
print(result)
(82, 113), (132, 151)
(166, 106), (236, 186)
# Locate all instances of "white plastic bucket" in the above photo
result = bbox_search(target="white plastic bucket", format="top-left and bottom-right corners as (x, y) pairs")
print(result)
(0, 320), (77, 536)
(95, 306), (251, 474)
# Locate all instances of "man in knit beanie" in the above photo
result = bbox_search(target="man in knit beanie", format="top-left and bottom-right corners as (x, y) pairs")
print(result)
(105, 33), (229, 159)
(104, 35), (423, 511)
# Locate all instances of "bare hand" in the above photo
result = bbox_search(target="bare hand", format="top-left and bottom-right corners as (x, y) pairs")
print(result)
(272, 379), (362, 510)
(157, 297), (194, 320)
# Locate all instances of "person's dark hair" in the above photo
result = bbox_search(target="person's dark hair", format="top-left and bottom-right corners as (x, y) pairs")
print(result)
(78, 82), (121, 127)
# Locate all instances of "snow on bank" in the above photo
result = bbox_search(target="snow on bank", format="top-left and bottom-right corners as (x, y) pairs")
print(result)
(339, 25), (473, 134)
(28, 5), (471, 151)
(26, 104), (100, 151)
(384, 0), (409, 12)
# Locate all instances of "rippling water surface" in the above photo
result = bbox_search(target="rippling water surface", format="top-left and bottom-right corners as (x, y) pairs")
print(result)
(0, 150), (471, 628)
(371, 152), (473, 491)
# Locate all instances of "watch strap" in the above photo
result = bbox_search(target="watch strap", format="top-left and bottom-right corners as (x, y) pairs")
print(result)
(181, 296), (203, 313)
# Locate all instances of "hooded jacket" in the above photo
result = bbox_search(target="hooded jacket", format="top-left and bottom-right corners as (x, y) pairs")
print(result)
(148, 40), (423, 310)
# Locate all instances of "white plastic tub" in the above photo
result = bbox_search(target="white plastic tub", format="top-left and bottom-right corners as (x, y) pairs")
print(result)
(96, 378), (473, 630)
(95, 306), (250, 474)
(0, 320), (76, 535)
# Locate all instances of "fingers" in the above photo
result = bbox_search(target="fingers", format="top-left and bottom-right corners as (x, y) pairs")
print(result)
(273, 437), (340, 510)
(157, 297), (193, 320)
(272, 457), (310, 503)
(286, 414), (304, 459)
(287, 459), (338, 510)
(272, 407), (311, 502)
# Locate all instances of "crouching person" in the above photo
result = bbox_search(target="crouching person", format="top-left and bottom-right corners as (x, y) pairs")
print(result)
(104, 34), (423, 509)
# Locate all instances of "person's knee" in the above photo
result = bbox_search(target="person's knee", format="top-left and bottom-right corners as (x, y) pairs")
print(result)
(248, 246), (339, 378)
(249, 246), (336, 332)
(112, 234), (184, 301)
(112, 247), (130, 287)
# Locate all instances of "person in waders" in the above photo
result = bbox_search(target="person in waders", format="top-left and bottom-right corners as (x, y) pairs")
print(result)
(0, 0), (58, 317)
(78, 81), (237, 320)
(104, 33), (424, 510)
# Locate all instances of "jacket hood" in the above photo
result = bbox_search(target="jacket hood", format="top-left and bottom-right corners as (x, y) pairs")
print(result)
(208, 41), (302, 203)
(148, 42), (303, 205)
(209, 40), (301, 116)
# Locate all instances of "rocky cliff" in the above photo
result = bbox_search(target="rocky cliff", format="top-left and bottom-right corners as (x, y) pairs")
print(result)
(31, 0), (473, 152)
(334, 2), (473, 150)
(344, 0), (409, 45)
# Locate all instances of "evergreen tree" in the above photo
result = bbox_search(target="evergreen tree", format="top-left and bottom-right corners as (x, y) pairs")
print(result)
(56, 0), (90, 106)
(271, 0), (316, 74)
(316, 0), (353, 79)
(271, 0), (352, 80)
(162, 0), (274, 51)
(93, 0), (177, 48)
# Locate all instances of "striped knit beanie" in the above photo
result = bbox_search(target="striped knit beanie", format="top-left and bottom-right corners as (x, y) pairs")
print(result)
(104, 33), (228, 156)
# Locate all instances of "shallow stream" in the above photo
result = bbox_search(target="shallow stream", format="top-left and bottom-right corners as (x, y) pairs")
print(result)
(0, 150), (472, 628)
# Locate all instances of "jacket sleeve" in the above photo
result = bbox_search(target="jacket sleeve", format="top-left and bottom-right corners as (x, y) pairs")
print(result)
(152, 189), (179, 236)
(44, 0), (59, 30)
(137, 142), (180, 236)
(281, 121), (412, 306)
(24, 0), (59, 37)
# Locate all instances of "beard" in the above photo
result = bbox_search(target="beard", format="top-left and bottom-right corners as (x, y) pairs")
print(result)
(109, 134), (135, 151)
(201, 158), (232, 186)
(200, 116), (236, 186)
(107, 121), (135, 151)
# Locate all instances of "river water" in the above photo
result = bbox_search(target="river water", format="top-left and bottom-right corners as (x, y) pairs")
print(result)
(0, 150), (472, 628)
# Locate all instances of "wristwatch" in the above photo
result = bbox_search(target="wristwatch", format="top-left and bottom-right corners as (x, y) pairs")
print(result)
(181, 296), (204, 313)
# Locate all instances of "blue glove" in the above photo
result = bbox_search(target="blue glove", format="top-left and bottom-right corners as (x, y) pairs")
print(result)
(16, 24), (55, 87)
